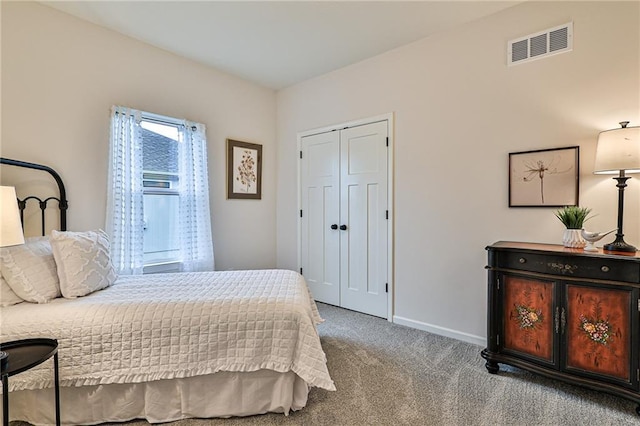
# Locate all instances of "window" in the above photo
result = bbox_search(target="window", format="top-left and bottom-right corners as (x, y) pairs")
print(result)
(140, 119), (181, 269)
(106, 106), (214, 275)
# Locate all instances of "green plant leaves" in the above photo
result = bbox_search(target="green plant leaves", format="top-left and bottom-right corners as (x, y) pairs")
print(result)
(554, 206), (593, 229)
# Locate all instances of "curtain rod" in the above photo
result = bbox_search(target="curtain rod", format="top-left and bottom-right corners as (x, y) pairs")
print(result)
(113, 109), (198, 131)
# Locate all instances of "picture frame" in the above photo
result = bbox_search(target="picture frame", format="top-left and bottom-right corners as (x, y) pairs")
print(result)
(227, 139), (262, 200)
(509, 146), (579, 208)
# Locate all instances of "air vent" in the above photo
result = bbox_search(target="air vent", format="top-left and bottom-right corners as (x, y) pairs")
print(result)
(508, 22), (573, 66)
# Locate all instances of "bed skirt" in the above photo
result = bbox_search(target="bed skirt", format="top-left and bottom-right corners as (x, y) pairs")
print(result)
(4, 370), (309, 425)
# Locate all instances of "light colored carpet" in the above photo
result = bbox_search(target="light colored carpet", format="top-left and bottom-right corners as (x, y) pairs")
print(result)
(15, 302), (640, 425)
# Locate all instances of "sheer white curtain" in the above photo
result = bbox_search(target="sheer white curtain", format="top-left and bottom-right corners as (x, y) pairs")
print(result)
(106, 106), (145, 275)
(106, 106), (214, 274)
(179, 122), (214, 271)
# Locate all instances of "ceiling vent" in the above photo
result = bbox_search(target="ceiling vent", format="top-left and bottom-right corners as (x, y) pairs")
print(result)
(508, 22), (573, 66)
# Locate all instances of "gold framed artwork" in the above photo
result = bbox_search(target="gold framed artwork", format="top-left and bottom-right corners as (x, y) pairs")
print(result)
(227, 139), (262, 200)
(509, 146), (579, 207)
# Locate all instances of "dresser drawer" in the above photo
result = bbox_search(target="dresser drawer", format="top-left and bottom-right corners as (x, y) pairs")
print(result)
(496, 251), (640, 284)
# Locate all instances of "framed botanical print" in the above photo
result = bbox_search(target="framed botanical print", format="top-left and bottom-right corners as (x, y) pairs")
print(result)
(509, 146), (579, 207)
(227, 139), (262, 199)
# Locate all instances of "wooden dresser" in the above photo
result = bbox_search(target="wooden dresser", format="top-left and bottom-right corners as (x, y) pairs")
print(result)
(482, 241), (640, 414)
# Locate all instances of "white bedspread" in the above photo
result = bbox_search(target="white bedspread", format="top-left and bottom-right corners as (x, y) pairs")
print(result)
(0, 269), (335, 393)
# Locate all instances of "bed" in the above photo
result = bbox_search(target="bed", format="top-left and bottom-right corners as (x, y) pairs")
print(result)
(0, 158), (335, 424)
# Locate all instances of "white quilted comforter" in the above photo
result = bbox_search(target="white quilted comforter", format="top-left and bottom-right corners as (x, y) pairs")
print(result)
(0, 269), (335, 393)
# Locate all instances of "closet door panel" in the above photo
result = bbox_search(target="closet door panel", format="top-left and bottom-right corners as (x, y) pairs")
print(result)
(300, 131), (340, 305)
(339, 121), (388, 318)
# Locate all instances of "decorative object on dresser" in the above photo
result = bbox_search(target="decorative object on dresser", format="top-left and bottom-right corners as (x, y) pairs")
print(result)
(593, 121), (640, 253)
(508, 146), (579, 207)
(482, 241), (640, 415)
(581, 228), (617, 252)
(553, 205), (592, 248)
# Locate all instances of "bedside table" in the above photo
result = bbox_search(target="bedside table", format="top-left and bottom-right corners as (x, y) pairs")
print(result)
(0, 338), (60, 426)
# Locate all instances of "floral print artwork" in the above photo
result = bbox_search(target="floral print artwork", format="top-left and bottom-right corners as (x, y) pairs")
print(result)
(514, 304), (544, 330)
(236, 149), (257, 193)
(579, 314), (611, 345)
(228, 140), (261, 199)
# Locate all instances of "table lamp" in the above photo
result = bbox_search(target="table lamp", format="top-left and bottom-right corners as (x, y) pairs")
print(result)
(0, 186), (25, 369)
(593, 121), (640, 252)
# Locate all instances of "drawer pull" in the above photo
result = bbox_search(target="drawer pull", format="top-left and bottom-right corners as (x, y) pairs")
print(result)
(601, 265), (610, 273)
(518, 257), (526, 264)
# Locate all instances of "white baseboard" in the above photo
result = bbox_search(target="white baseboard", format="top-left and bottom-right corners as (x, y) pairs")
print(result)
(393, 315), (486, 347)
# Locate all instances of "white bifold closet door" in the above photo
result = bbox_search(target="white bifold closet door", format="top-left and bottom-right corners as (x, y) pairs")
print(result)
(300, 120), (388, 318)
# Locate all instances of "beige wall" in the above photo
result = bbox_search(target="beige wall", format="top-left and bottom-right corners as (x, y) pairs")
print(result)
(3, 1), (639, 344)
(1, 2), (278, 270)
(276, 1), (640, 343)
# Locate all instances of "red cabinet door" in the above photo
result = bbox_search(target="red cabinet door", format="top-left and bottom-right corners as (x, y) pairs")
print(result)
(565, 284), (632, 384)
(502, 274), (556, 365)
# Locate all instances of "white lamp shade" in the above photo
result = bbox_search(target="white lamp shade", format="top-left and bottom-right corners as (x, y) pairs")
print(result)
(594, 125), (640, 175)
(0, 186), (25, 247)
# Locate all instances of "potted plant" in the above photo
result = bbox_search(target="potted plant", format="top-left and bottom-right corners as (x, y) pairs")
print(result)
(554, 206), (593, 248)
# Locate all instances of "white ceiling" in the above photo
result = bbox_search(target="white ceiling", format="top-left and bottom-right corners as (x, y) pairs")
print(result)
(41, 1), (521, 90)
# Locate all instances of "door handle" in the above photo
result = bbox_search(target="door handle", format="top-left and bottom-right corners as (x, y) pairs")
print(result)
(340, 225), (347, 231)
(330, 224), (338, 230)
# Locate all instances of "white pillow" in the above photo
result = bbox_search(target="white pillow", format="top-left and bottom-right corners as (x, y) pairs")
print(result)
(0, 236), (60, 303)
(50, 229), (117, 298)
(0, 273), (24, 306)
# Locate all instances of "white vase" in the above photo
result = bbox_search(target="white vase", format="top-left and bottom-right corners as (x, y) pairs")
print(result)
(562, 229), (586, 248)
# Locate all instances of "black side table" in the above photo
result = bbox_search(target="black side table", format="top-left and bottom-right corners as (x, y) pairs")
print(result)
(0, 338), (60, 426)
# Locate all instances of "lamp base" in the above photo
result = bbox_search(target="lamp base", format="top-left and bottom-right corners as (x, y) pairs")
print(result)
(603, 240), (637, 253)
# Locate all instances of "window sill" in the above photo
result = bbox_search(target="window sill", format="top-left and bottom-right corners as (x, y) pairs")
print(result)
(143, 261), (181, 274)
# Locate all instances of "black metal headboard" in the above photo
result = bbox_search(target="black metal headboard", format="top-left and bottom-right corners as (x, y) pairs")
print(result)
(0, 157), (68, 234)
